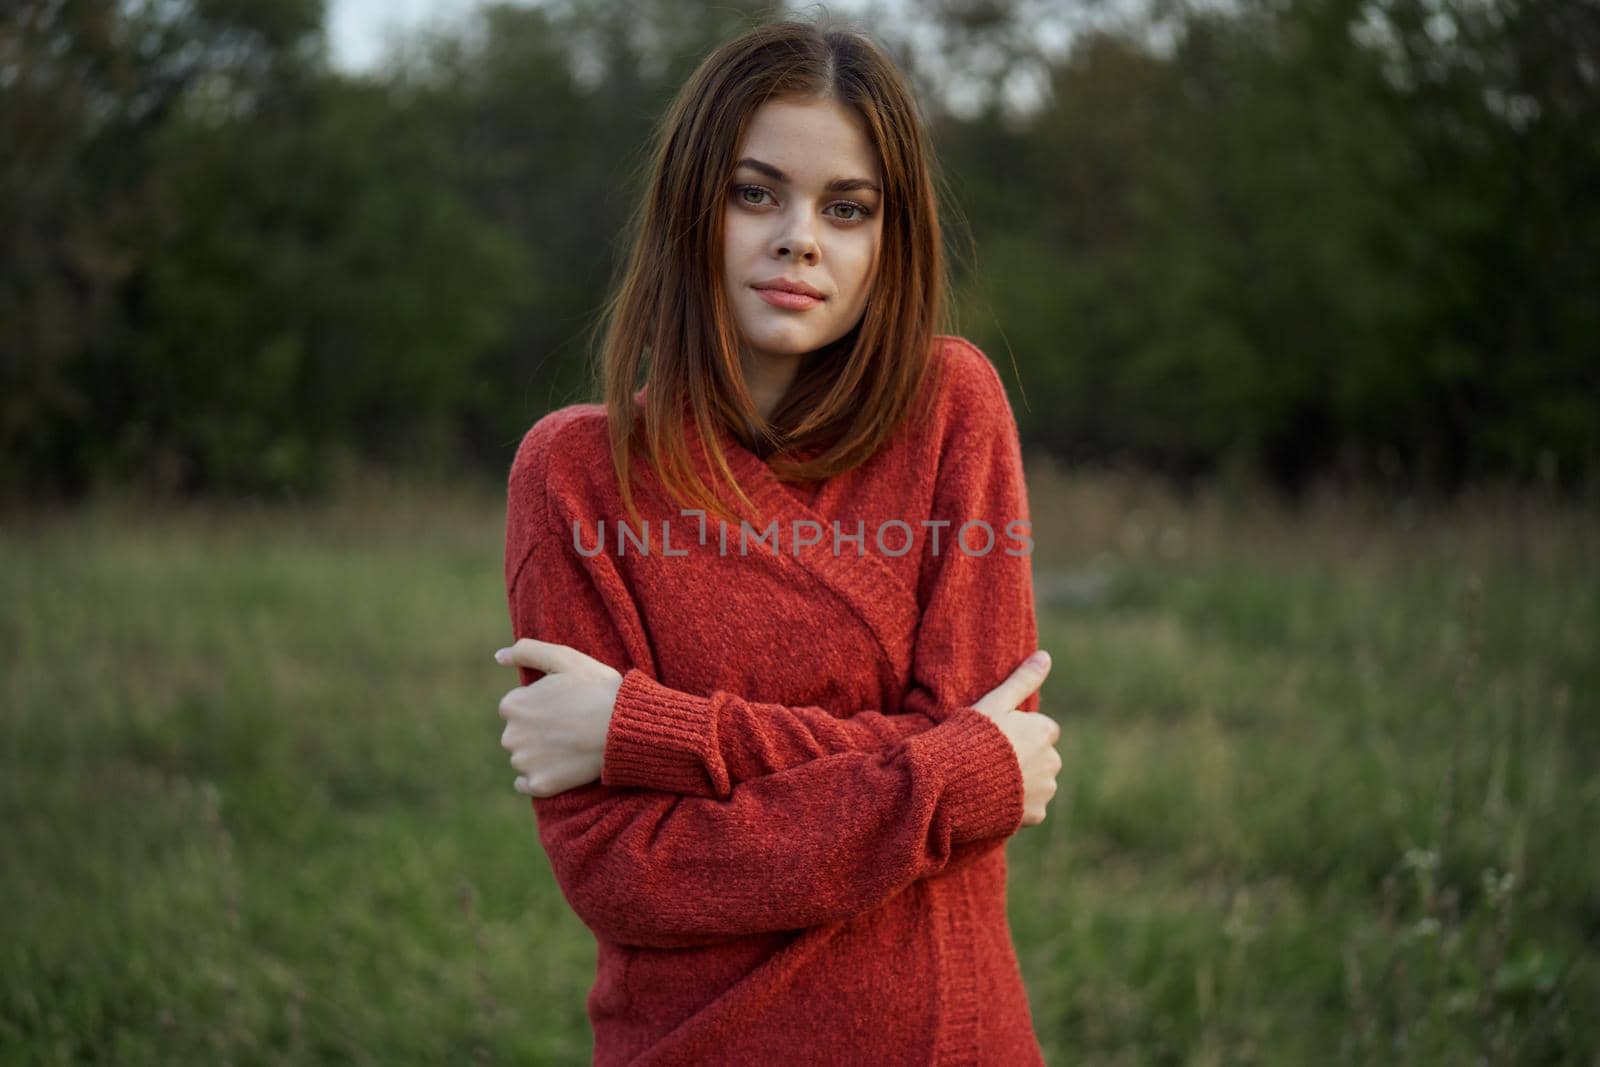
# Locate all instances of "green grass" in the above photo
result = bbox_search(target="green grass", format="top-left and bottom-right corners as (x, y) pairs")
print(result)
(2, 469), (1595, 1064)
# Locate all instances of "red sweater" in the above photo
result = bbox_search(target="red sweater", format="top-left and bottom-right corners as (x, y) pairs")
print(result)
(503, 336), (1045, 1065)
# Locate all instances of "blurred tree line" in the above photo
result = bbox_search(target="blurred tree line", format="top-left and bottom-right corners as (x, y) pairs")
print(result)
(2, 0), (1595, 502)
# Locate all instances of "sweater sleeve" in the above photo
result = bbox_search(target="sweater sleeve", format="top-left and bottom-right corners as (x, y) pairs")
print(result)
(599, 340), (1041, 799)
(504, 422), (1027, 950)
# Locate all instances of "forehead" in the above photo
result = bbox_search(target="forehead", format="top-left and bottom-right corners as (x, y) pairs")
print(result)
(735, 97), (881, 180)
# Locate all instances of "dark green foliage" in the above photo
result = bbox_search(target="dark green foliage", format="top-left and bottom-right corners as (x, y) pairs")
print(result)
(2, 0), (1595, 499)
(1, 0), (528, 499)
(941, 0), (1599, 492)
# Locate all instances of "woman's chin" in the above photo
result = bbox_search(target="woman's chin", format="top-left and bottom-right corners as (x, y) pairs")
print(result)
(741, 326), (833, 361)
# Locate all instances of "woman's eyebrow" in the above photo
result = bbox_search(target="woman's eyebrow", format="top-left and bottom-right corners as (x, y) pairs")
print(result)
(734, 157), (881, 194)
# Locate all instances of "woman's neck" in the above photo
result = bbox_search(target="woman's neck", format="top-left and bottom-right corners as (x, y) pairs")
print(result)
(738, 323), (861, 441)
(740, 350), (804, 423)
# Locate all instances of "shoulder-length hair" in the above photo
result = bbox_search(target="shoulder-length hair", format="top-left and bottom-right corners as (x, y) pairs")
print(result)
(598, 16), (951, 530)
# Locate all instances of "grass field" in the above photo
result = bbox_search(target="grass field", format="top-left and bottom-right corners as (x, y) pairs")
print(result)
(2, 463), (1596, 1064)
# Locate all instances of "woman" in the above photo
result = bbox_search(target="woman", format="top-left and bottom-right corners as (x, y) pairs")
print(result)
(495, 16), (1063, 1065)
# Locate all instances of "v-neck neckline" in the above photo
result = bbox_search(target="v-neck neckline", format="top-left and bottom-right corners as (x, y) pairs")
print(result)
(706, 418), (920, 694)
(709, 419), (834, 528)
(629, 383), (921, 697)
(722, 429), (828, 509)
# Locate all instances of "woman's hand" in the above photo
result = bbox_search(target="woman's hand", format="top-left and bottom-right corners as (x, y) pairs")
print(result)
(972, 651), (1061, 827)
(495, 639), (623, 797)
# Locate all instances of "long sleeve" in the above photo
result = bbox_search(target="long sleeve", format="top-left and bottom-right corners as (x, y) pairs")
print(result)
(503, 417), (1027, 951)
(598, 341), (1041, 799)
(598, 670), (941, 797)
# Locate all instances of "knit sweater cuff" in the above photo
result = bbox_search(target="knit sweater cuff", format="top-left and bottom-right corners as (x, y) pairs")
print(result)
(601, 668), (723, 795)
(909, 707), (1026, 845)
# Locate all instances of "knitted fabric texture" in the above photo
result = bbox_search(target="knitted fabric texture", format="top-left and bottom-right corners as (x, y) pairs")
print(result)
(503, 336), (1046, 1066)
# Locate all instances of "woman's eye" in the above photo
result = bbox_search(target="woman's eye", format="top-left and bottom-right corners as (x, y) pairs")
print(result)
(733, 185), (871, 222)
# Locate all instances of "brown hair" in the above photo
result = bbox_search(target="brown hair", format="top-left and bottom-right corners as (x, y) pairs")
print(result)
(597, 15), (951, 529)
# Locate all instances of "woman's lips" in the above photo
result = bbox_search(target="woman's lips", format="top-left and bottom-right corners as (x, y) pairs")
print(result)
(753, 286), (823, 311)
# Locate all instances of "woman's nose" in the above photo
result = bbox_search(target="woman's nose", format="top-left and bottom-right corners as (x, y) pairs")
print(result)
(774, 216), (820, 263)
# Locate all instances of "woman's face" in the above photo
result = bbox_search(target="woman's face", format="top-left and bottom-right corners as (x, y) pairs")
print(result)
(720, 94), (884, 367)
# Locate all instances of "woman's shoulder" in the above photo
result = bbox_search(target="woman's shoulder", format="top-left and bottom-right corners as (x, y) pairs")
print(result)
(507, 402), (611, 519)
(504, 403), (612, 586)
(511, 402), (608, 477)
(927, 334), (1020, 437)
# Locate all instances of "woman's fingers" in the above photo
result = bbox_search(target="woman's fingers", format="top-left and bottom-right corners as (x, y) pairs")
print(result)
(973, 650), (1052, 719)
(495, 649), (618, 799)
(986, 709), (1064, 826)
(495, 637), (583, 673)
